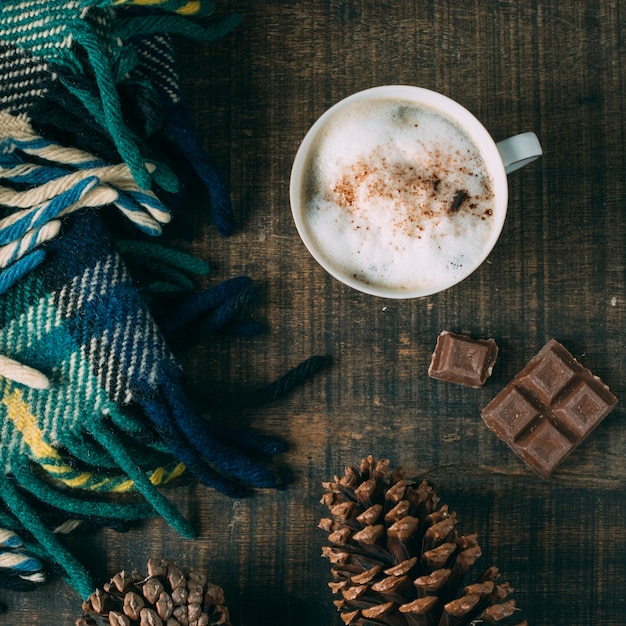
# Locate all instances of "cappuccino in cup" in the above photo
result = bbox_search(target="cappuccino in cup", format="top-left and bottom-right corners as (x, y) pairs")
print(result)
(290, 86), (541, 298)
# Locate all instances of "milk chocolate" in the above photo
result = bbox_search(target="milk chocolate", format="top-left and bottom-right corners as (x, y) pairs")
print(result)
(481, 339), (618, 478)
(428, 331), (498, 388)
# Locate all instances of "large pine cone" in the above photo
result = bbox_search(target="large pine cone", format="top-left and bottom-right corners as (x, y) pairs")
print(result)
(320, 456), (528, 626)
(76, 559), (230, 626)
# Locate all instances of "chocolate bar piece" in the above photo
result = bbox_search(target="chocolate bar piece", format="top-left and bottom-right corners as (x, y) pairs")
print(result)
(481, 339), (618, 478)
(428, 331), (498, 388)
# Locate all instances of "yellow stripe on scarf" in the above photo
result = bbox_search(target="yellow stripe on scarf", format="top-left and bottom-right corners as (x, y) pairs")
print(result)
(115, 0), (202, 16)
(1, 384), (186, 491)
(2, 386), (59, 461)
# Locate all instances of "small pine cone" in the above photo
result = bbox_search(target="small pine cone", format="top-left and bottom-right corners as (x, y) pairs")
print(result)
(76, 559), (231, 626)
(320, 456), (527, 626)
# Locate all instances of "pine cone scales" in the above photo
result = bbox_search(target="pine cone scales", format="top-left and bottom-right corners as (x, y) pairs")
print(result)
(320, 456), (527, 626)
(77, 559), (230, 626)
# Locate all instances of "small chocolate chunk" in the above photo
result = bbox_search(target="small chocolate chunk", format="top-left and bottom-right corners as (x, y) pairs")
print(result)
(428, 331), (498, 388)
(481, 339), (617, 478)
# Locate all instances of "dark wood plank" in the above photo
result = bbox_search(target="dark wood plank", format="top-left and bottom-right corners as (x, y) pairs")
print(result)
(3, 1), (626, 624)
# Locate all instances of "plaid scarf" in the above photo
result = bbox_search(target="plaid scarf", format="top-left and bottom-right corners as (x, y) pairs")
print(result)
(0, 0), (329, 602)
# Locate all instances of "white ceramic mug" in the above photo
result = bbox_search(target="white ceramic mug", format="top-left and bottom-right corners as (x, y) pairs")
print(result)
(289, 85), (542, 299)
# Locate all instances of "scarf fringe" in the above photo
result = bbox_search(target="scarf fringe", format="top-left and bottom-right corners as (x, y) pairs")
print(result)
(0, 0), (330, 606)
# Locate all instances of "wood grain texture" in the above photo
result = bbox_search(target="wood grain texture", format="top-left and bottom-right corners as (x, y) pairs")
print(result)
(3, 1), (626, 624)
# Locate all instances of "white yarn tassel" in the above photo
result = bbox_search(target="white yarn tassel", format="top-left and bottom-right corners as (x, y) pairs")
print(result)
(0, 528), (22, 549)
(0, 220), (61, 268)
(0, 354), (50, 389)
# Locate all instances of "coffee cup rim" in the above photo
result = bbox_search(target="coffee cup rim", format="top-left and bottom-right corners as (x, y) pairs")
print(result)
(289, 85), (509, 299)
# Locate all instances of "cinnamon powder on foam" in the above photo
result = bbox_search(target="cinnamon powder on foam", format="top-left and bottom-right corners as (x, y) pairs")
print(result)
(303, 99), (496, 291)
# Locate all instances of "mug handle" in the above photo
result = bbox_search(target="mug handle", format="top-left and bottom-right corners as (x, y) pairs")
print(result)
(496, 132), (542, 174)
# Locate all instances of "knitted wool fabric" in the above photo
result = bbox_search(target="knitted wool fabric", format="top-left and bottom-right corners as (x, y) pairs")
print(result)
(0, 0), (240, 193)
(0, 208), (285, 598)
(0, 0), (327, 604)
(0, 0), (237, 234)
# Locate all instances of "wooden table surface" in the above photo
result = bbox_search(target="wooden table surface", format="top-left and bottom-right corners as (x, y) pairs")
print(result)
(3, 1), (626, 624)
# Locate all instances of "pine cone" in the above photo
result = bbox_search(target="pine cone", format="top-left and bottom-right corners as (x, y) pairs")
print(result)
(76, 559), (230, 626)
(320, 456), (528, 626)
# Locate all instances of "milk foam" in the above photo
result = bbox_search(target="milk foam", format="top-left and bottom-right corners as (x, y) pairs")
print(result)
(301, 98), (497, 292)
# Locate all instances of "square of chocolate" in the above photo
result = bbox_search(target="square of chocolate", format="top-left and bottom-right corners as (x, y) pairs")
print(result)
(512, 417), (573, 479)
(481, 339), (618, 478)
(428, 331), (498, 389)
(481, 386), (541, 444)
(552, 379), (615, 441)
(520, 350), (576, 404)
